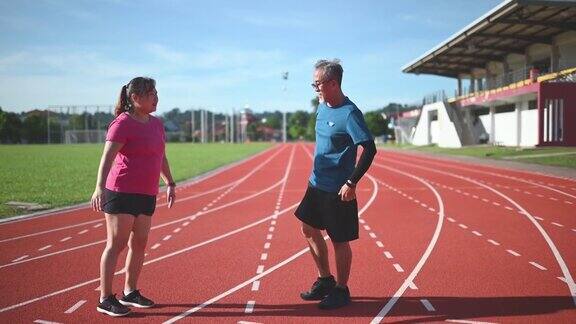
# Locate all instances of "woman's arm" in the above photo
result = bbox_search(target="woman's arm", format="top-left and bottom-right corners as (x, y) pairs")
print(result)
(91, 141), (124, 212)
(160, 154), (176, 208)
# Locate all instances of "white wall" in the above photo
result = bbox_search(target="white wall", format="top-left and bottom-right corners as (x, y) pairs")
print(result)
(521, 109), (538, 147)
(430, 120), (439, 144)
(494, 111), (517, 146)
(411, 101), (462, 147)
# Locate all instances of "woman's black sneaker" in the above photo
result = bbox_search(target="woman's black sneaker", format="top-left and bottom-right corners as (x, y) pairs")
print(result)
(300, 275), (336, 300)
(97, 294), (131, 317)
(318, 286), (351, 309)
(119, 290), (155, 308)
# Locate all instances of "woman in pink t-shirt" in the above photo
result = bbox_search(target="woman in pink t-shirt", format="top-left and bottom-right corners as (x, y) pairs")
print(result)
(91, 77), (176, 317)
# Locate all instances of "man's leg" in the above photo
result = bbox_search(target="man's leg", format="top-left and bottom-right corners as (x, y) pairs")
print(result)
(301, 222), (330, 277)
(332, 241), (352, 287)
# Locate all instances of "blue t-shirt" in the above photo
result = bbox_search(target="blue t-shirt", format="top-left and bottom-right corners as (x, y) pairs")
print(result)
(309, 97), (373, 192)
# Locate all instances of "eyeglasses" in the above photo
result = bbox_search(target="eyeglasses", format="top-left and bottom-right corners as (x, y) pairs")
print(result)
(311, 79), (331, 90)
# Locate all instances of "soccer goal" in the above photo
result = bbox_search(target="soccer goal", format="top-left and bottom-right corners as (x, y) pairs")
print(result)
(64, 130), (107, 144)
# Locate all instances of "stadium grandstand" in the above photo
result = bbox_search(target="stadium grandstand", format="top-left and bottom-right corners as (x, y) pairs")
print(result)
(401, 0), (576, 147)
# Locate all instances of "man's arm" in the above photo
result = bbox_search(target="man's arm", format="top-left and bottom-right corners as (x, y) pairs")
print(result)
(349, 139), (376, 184)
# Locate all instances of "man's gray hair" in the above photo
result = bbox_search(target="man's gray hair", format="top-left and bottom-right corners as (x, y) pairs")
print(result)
(315, 59), (343, 86)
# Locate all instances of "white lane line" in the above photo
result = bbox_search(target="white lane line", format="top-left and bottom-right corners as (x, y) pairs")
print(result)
(237, 321), (263, 324)
(256, 265), (264, 274)
(0, 219), (103, 243)
(408, 282), (418, 290)
(264, 242), (271, 249)
(552, 222), (564, 228)
(537, 194), (544, 197)
(458, 224), (468, 229)
(163, 235), (172, 241)
(173, 228), (181, 233)
(371, 165), (445, 324)
(260, 253), (268, 261)
(251, 281), (260, 291)
(244, 301), (255, 313)
(487, 239), (500, 246)
(447, 217), (456, 223)
(505, 206), (513, 210)
(64, 300), (86, 313)
(384, 251), (393, 259)
(428, 207), (436, 212)
(12, 255), (29, 262)
(393, 264), (404, 273)
(359, 219), (366, 224)
(60, 237), (71, 242)
(38, 245), (52, 251)
(565, 201), (574, 205)
(93, 223), (103, 228)
(377, 156), (576, 307)
(271, 220), (277, 225)
(78, 229), (88, 235)
(266, 234), (273, 240)
(420, 299), (435, 312)
(364, 225), (371, 231)
(559, 277), (567, 283)
(482, 198), (489, 202)
(530, 262), (547, 271)
(268, 227), (275, 232)
(376, 241), (384, 248)
(182, 221), (190, 227)
(506, 249), (521, 257)
(369, 232), (377, 239)
(534, 216), (544, 221)
(33, 320), (62, 324)
(492, 202), (500, 206)
(151, 243), (161, 250)
(163, 169), (379, 324)
(549, 197), (558, 201)
(472, 231), (482, 237)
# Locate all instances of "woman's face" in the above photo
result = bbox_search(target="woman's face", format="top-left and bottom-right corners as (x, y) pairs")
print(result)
(132, 88), (158, 113)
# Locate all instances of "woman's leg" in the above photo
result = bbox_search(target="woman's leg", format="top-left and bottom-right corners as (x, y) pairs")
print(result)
(100, 213), (135, 300)
(124, 214), (152, 293)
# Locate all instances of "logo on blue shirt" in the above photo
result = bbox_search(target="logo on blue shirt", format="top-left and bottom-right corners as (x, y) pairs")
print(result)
(327, 121), (335, 127)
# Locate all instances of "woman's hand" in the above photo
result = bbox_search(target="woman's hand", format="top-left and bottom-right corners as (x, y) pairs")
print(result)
(91, 187), (104, 212)
(167, 185), (176, 208)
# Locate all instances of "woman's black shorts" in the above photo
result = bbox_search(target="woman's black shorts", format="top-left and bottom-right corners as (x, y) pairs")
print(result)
(102, 189), (156, 217)
(294, 184), (359, 243)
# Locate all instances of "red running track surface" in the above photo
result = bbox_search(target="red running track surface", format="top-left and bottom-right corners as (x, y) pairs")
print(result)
(0, 143), (575, 323)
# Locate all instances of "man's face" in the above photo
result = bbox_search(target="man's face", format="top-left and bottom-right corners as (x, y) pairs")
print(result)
(312, 69), (334, 100)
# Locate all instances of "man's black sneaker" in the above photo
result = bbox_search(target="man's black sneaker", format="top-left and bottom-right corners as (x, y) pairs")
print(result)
(119, 290), (155, 308)
(318, 286), (351, 309)
(97, 294), (131, 317)
(300, 275), (336, 301)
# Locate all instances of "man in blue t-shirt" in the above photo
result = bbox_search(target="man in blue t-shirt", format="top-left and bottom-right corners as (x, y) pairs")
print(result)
(295, 59), (376, 309)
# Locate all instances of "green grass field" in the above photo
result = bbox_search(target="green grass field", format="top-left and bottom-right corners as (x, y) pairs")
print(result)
(0, 143), (271, 219)
(380, 143), (576, 168)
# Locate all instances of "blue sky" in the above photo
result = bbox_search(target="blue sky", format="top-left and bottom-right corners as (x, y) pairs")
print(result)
(0, 0), (502, 114)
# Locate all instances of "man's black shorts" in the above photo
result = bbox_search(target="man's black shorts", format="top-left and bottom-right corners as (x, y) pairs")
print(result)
(295, 184), (359, 243)
(102, 189), (156, 217)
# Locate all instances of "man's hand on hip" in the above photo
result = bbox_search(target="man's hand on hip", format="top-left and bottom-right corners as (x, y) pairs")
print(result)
(338, 183), (356, 201)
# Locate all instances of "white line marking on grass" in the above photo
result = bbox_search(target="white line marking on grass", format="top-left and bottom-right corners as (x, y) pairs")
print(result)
(256, 265), (264, 274)
(251, 281), (260, 291)
(151, 243), (161, 250)
(507, 250), (521, 256)
(260, 253), (268, 261)
(78, 230), (88, 235)
(64, 300), (86, 313)
(487, 239), (500, 246)
(552, 222), (564, 227)
(420, 299), (435, 311)
(12, 255), (29, 262)
(530, 262), (547, 271)
(376, 241), (384, 248)
(369, 232), (377, 239)
(60, 237), (71, 242)
(472, 231), (482, 237)
(393, 264), (404, 272)
(163, 235), (172, 241)
(38, 245), (52, 251)
(244, 301), (255, 313)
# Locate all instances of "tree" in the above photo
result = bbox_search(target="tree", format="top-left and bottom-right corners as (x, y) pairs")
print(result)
(364, 111), (388, 137)
(288, 111), (309, 140)
(0, 108), (23, 143)
(23, 112), (47, 143)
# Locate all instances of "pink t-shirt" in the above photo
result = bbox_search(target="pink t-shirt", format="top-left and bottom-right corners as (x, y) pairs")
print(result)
(105, 113), (166, 196)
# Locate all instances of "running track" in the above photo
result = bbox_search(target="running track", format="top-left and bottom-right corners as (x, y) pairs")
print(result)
(1, 143), (575, 323)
